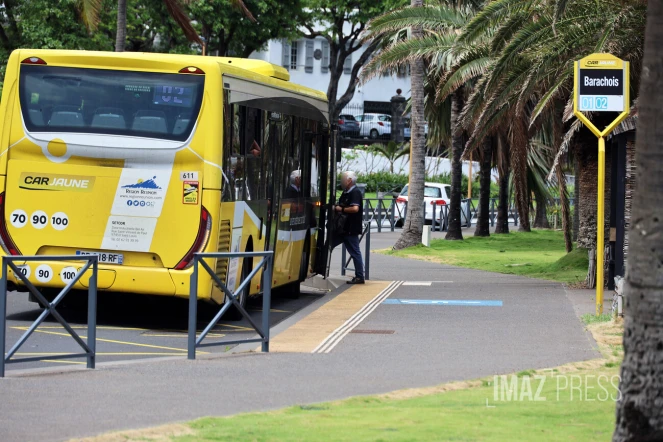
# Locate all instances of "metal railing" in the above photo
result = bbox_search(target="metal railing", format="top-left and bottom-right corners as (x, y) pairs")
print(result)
(341, 221), (371, 280)
(0, 255), (98, 377)
(361, 196), (574, 233)
(402, 198), (522, 232)
(363, 198), (399, 232)
(188, 251), (273, 359)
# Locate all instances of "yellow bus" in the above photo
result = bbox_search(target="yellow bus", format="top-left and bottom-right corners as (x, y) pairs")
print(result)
(0, 49), (332, 315)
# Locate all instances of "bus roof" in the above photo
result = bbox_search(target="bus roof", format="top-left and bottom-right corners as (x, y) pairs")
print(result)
(11, 49), (327, 102)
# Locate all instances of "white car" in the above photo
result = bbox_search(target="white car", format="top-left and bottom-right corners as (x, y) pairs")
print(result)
(394, 182), (450, 227)
(355, 113), (392, 139)
(403, 123), (429, 139)
(403, 116), (429, 139)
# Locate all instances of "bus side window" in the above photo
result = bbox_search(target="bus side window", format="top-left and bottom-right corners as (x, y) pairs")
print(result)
(244, 107), (262, 201)
(222, 99), (235, 202)
(230, 156), (245, 201)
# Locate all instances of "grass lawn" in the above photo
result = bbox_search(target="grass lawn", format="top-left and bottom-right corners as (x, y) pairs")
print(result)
(177, 376), (618, 441)
(165, 320), (623, 442)
(380, 229), (588, 284)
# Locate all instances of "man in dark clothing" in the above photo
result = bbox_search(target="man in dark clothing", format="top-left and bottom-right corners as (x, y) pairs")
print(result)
(334, 171), (364, 284)
(284, 170), (302, 199)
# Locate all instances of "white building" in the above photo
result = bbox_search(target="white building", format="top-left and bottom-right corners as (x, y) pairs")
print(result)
(250, 38), (411, 113)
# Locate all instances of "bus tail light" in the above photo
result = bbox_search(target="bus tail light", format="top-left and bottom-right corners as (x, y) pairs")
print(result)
(0, 193), (21, 256)
(175, 206), (212, 270)
(179, 66), (205, 74)
(21, 57), (47, 65)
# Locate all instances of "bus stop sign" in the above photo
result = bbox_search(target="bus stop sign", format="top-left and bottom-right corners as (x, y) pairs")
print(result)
(572, 53), (630, 317)
(575, 53), (628, 114)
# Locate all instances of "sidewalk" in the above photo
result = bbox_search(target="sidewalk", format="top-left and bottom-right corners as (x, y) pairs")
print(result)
(0, 232), (600, 442)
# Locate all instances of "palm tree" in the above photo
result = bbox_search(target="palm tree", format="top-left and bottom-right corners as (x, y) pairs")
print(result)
(451, 0), (644, 238)
(494, 134), (510, 234)
(614, 1), (663, 437)
(370, 141), (410, 173)
(473, 136), (492, 237)
(363, 3), (477, 246)
(445, 88), (465, 239)
(393, 0), (427, 250)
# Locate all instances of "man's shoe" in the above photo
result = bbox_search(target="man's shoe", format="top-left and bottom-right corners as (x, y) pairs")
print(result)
(347, 277), (365, 284)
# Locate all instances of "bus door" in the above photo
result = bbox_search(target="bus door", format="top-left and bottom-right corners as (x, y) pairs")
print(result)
(311, 130), (330, 277)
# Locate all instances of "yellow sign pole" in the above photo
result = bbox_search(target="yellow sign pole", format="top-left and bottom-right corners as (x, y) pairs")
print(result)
(573, 53), (629, 316)
(596, 136), (605, 314)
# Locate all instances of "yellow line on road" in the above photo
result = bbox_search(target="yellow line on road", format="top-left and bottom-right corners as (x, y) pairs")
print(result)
(16, 352), (190, 356)
(11, 327), (208, 354)
(16, 325), (152, 331)
(42, 359), (86, 365)
(214, 324), (255, 331)
(264, 281), (391, 353)
(142, 333), (226, 338)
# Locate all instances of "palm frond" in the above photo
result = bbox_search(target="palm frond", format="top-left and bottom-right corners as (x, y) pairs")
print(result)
(366, 5), (467, 37)
(79, 0), (102, 31)
(163, 0), (204, 45)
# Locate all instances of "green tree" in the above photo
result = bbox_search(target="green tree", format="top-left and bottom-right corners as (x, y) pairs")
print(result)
(0, 0), (118, 88)
(188, 0), (303, 57)
(301, 0), (408, 122)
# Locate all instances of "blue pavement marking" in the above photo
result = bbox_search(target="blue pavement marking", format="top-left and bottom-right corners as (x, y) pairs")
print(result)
(383, 299), (503, 306)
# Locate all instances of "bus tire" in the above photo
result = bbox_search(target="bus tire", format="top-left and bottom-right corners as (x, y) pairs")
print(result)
(224, 255), (252, 321)
(275, 280), (300, 299)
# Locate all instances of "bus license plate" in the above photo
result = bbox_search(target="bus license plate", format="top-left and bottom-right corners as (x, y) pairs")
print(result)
(76, 250), (124, 265)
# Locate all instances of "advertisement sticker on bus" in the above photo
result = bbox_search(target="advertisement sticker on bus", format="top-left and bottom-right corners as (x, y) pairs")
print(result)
(182, 181), (199, 205)
(101, 216), (158, 252)
(111, 169), (172, 217)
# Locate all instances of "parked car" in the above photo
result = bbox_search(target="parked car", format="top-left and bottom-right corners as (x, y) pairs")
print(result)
(403, 116), (429, 139)
(394, 182), (450, 227)
(338, 114), (361, 138)
(355, 113), (392, 139)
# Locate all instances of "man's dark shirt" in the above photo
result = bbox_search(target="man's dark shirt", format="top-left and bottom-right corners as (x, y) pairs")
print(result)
(338, 185), (363, 235)
(284, 184), (301, 200)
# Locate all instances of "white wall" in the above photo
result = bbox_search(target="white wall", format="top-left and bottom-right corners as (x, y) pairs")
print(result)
(250, 38), (411, 107)
(339, 148), (482, 179)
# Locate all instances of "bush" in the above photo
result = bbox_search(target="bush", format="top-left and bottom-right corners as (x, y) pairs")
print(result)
(355, 172), (409, 193)
(428, 172), (482, 198)
(341, 170), (497, 198)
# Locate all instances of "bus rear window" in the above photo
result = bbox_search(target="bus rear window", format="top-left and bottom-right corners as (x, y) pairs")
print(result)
(19, 65), (204, 142)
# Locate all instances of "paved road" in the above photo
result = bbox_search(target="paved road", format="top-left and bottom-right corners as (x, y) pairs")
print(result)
(0, 234), (599, 442)
(3, 287), (323, 371)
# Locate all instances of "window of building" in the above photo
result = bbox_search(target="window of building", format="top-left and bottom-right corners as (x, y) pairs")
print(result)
(290, 42), (298, 70)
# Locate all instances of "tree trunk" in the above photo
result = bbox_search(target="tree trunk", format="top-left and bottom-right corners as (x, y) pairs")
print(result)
(474, 137), (492, 237)
(445, 89), (464, 241)
(556, 161), (573, 253)
(393, 0), (425, 250)
(573, 156), (579, 241)
(577, 131), (612, 287)
(532, 189), (550, 229)
(495, 137), (510, 234)
(511, 117), (530, 231)
(614, 2), (663, 438)
(115, 0), (127, 52)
